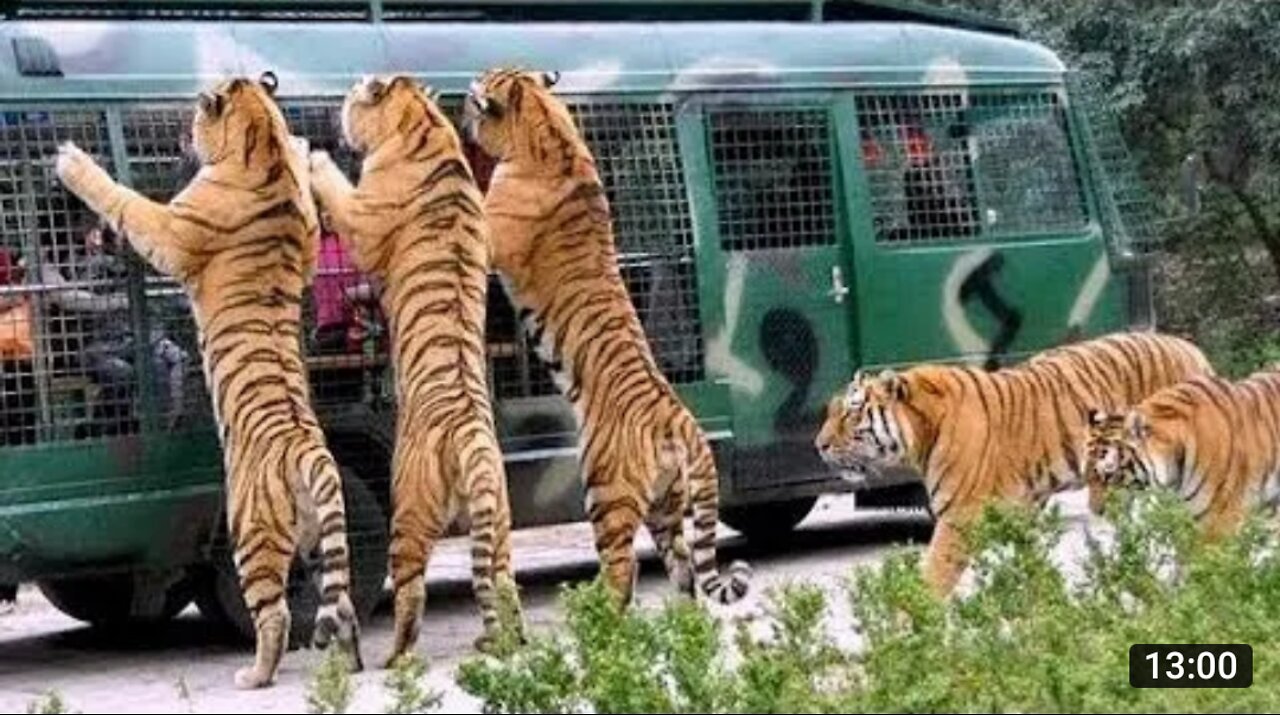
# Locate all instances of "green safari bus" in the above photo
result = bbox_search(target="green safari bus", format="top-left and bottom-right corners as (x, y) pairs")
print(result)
(0, 0), (1157, 638)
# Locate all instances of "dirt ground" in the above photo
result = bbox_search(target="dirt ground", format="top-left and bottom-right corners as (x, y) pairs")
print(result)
(0, 491), (1100, 713)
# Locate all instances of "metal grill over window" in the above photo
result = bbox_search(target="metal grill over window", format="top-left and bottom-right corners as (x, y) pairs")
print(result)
(1067, 73), (1163, 255)
(0, 97), (706, 445)
(707, 107), (837, 251)
(0, 110), (130, 445)
(857, 90), (1089, 245)
(480, 100), (706, 398)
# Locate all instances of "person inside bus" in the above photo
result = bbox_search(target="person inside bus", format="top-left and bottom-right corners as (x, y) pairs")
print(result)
(861, 102), (979, 241)
(0, 244), (36, 446)
(37, 220), (190, 435)
(899, 114), (979, 239)
(312, 220), (379, 357)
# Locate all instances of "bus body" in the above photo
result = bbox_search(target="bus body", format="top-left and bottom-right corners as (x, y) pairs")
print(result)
(0, 0), (1154, 630)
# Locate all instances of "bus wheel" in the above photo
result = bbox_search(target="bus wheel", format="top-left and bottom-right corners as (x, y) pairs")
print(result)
(38, 570), (195, 627)
(194, 468), (388, 647)
(720, 496), (818, 543)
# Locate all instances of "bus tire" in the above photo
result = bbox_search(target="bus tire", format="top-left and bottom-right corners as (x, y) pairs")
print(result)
(720, 496), (818, 543)
(38, 570), (194, 627)
(194, 467), (388, 648)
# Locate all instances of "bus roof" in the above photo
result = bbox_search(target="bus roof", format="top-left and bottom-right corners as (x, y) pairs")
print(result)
(0, 13), (1061, 100)
(1, 1), (1019, 35)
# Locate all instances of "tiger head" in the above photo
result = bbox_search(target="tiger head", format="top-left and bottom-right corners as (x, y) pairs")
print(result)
(462, 67), (569, 165)
(1083, 408), (1159, 502)
(814, 369), (925, 484)
(340, 75), (452, 154)
(191, 72), (290, 167)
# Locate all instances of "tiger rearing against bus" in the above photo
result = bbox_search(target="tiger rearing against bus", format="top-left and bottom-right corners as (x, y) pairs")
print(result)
(308, 74), (523, 664)
(54, 73), (361, 689)
(463, 67), (750, 606)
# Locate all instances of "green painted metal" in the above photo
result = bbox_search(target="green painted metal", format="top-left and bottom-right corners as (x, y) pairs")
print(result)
(0, 11), (1154, 583)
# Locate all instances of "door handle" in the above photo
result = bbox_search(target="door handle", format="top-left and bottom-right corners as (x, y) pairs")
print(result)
(828, 265), (850, 304)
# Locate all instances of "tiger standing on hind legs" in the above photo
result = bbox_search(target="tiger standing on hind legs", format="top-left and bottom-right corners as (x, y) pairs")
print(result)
(307, 75), (523, 665)
(814, 331), (1214, 597)
(54, 73), (361, 688)
(462, 67), (751, 607)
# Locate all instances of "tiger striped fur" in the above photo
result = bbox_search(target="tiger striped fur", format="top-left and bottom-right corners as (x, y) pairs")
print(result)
(462, 67), (750, 606)
(814, 332), (1214, 596)
(1085, 369), (1280, 537)
(308, 75), (522, 664)
(54, 74), (361, 688)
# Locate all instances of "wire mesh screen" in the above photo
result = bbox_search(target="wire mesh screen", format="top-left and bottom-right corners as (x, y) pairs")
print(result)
(456, 98), (706, 398)
(1066, 73), (1164, 255)
(0, 110), (138, 445)
(857, 90), (1089, 244)
(121, 107), (206, 433)
(706, 107), (837, 251)
(0, 96), (706, 446)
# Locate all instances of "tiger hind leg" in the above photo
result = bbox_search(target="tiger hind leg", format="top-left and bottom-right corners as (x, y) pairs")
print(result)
(229, 474), (296, 689)
(385, 449), (447, 667)
(645, 468), (694, 596)
(295, 442), (362, 672)
(588, 475), (645, 607)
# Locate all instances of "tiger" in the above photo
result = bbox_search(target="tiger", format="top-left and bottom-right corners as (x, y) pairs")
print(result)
(307, 74), (523, 664)
(462, 67), (750, 606)
(814, 331), (1214, 597)
(54, 73), (361, 688)
(1084, 370), (1280, 537)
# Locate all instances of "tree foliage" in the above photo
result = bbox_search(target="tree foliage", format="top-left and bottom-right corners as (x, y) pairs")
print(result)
(944, 0), (1280, 372)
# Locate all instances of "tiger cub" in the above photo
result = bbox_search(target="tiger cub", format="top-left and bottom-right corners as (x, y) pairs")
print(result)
(55, 74), (361, 688)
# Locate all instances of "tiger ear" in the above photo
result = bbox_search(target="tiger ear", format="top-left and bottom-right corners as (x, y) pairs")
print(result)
(363, 75), (389, 101)
(1126, 412), (1151, 441)
(542, 70), (561, 88)
(258, 70), (279, 97)
(1086, 408), (1107, 429)
(198, 92), (224, 118)
(879, 369), (909, 402)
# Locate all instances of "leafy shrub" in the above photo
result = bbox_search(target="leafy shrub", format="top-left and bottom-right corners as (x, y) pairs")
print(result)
(460, 491), (1280, 713)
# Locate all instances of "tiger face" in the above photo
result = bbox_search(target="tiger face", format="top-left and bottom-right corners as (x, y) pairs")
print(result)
(1084, 408), (1156, 492)
(461, 67), (563, 162)
(191, 72), (286, 166)
(814, 370), (915, 483)
(340, 75), (444, 153)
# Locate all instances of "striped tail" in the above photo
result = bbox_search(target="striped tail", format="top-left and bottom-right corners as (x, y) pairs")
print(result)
(685, 425), (751, 605)
(459, 424), (523, 650)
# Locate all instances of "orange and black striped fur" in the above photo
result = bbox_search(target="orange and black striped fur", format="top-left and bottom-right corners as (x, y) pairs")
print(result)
(814, 332), (1213, 596)
(1085, 370), (1280, 537)
(308, 75), (522, 663)
(55, 74), (360, 688)
(463, 68), (750, 605)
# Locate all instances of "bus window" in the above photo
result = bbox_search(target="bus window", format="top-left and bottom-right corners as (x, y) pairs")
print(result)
(464, 99), (706, 398)
(969, 91), (1089, 237)
(856, 92), (981, 243)
(707, 107), (837, 251)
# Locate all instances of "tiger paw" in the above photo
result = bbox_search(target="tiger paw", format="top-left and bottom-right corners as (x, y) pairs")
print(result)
(54, 141), (93, 186)
(233, 665), (274, 690)
(309, 150), (334, 174)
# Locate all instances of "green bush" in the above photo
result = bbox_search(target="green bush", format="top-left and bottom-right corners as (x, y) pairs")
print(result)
(460, 491), (1280, 713)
